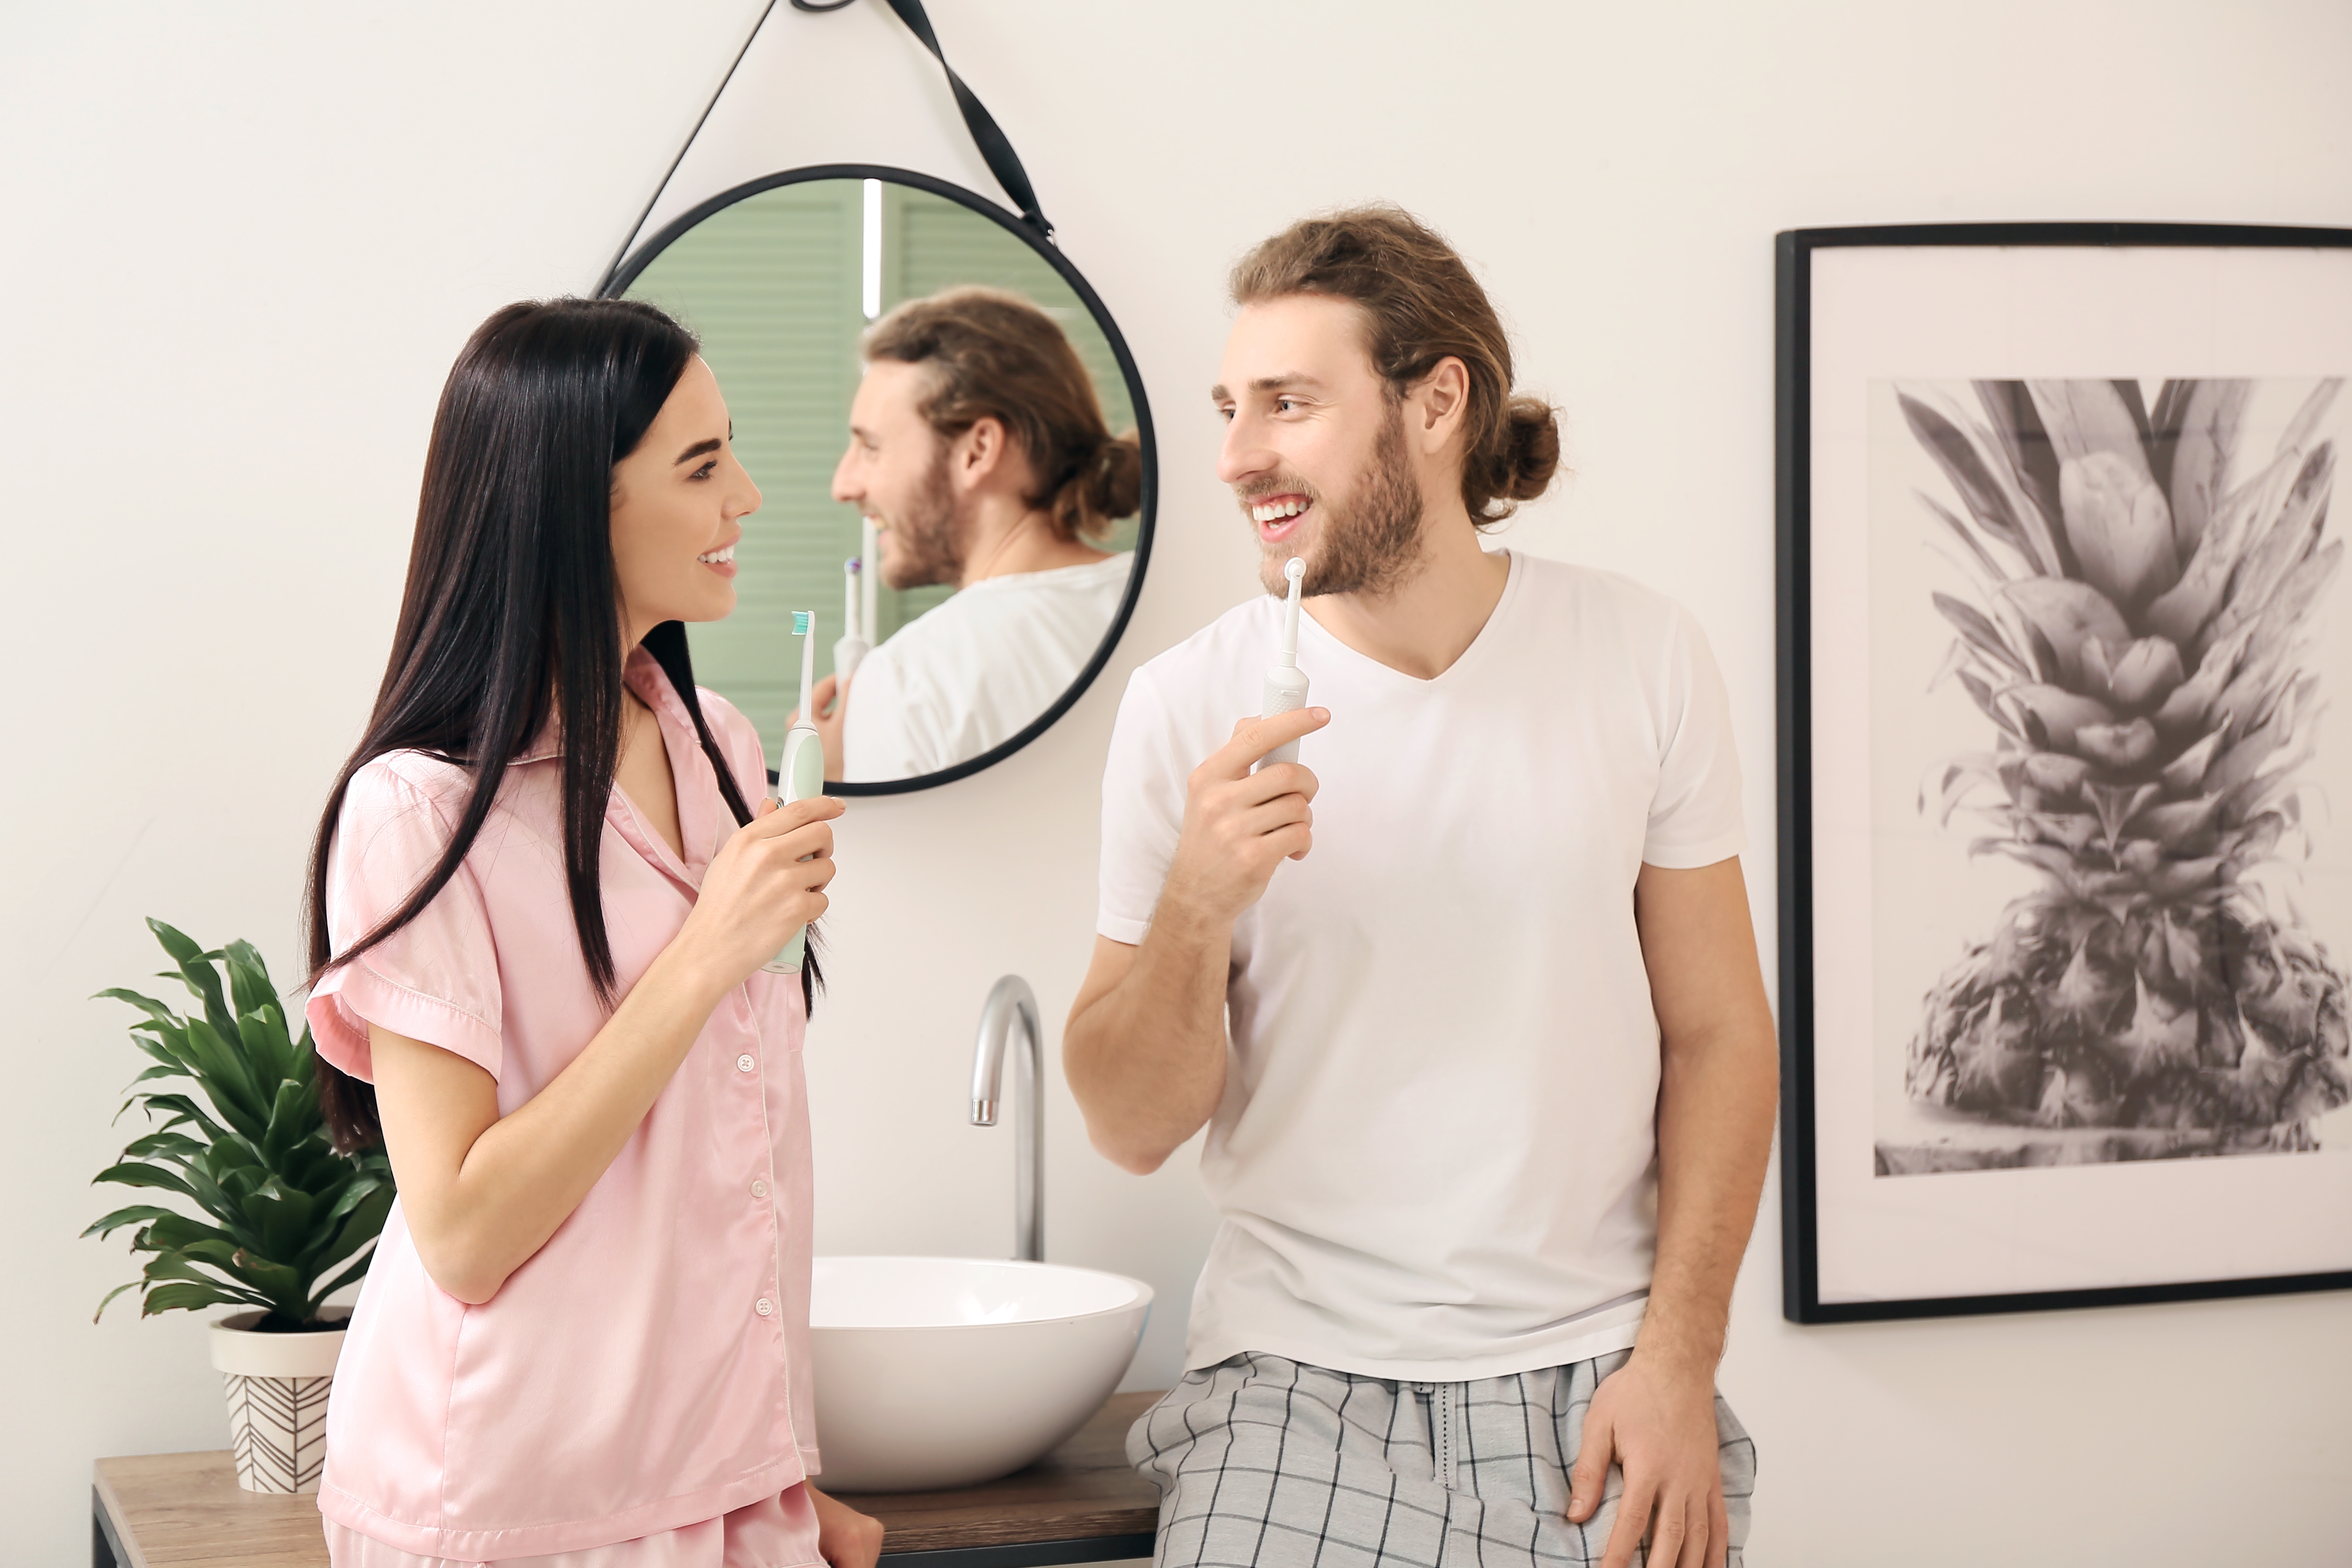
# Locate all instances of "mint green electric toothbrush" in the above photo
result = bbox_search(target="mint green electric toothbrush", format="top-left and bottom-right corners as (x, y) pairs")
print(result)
(763, 610), (823, 975)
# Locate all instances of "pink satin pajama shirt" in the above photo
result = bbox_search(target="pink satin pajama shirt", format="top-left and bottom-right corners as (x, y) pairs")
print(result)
(307, 650), (823, 1566)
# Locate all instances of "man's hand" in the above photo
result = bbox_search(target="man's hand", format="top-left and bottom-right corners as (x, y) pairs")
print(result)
(1568, 1352), (1729, 1568)
(1162, 707), (1329, 925)
(809, 1483), (884, 1568)
(790, 671), (850, 782)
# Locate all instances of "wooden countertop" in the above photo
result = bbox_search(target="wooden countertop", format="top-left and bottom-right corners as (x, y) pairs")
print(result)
(94, 1391), (1162, 1568)
(93, 1452), (323, 1568)
(835, 1390), (1160, 1555)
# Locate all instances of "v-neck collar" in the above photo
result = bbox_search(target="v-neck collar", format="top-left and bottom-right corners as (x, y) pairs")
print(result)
(606, 649), (715, 894)
(495, 650), (724, 897)
(1295, 547), (1525, 693)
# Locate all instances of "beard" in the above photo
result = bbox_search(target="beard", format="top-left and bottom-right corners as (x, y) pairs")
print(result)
(1253, 403), (1424, 599)
(878, 449), (963, 590)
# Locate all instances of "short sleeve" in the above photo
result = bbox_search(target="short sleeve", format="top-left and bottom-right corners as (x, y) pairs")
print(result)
(1642, 606), (1747, 869)
(305, 756), (503, 1083)
(1097, 668), (1189, 946)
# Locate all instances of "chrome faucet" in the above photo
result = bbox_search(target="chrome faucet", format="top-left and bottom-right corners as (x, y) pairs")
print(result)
(969, 975), (1043, 1262)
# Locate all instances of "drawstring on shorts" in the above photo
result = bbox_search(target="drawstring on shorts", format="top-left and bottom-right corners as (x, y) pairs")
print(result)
(1412, 1381), (1459, 1491)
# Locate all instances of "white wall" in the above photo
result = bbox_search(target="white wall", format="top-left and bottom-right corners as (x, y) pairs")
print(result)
(6, 2), (2349, 1563)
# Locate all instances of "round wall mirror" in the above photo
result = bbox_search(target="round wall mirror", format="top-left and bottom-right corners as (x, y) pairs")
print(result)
(606, 165), (1154, 793)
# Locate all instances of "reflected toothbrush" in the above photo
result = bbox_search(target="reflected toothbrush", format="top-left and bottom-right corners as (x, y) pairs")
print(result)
(763, 610), (822, 975)
(834, 558), (871, 683)
(860, 517), (880, 643)
(1258, 557), (1310, 768)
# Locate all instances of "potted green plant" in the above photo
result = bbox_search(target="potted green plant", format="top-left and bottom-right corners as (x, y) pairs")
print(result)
(85, 919), (396, 1494)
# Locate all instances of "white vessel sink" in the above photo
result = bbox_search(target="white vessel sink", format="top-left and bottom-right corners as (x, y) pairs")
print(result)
(809, 1256), (1153, 1493)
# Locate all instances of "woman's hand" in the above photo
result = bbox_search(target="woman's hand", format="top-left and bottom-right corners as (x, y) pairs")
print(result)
(673, 793), (845, 989)
(809, 1485), (884, 1568)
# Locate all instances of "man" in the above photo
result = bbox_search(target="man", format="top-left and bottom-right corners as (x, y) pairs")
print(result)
(1064, 208), (1776, 1568)
(811, 285), (1140, 780)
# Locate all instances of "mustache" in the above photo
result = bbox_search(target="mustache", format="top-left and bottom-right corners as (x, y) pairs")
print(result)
(1233, 476), (1321, 509)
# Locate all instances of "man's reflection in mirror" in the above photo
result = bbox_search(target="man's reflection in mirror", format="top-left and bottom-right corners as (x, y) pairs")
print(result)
(810, 286), (1139, 780)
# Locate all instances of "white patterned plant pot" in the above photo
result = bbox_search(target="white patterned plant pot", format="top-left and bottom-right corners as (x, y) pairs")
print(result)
(209, 1309), (347, 1494)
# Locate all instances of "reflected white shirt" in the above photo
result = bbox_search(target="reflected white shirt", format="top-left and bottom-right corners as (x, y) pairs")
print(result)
(843, 552), (1134, 780)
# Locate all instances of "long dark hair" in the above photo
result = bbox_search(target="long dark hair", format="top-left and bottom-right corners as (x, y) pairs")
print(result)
(305, 297), (816, 1150)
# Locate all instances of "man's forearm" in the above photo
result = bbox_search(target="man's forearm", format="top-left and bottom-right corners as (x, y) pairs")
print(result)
(1065, 909), (1234, 1174)
(1636, 1016), (1777, 1371)
(1069, 707), (1327, 1173)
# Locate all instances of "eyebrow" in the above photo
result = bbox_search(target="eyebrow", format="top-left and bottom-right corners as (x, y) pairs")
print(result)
(673, 437), (722, 466)
(1209, 373), (1324, 403)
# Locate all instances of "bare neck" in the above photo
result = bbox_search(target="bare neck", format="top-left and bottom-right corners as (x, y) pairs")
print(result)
(1303, 507), (1509, 681)
(957, 492), (1109, 588)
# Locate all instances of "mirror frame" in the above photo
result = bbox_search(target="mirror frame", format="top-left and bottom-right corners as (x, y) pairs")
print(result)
(603, 163), (1157, 796)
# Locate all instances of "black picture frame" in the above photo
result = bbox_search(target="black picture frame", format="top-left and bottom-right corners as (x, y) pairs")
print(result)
(603, 162), (1156, 797)
(1776, 221), (2352, 1324)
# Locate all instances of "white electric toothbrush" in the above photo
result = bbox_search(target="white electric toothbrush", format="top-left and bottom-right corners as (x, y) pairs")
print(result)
(763, 610), (823, 975)
(833, 558), (870, 683)
(860, 517), (880, 643)
(1258, 557), (1310, 768)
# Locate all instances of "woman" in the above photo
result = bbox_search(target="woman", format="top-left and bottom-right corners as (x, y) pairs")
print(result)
(303, 297), (879, 1568)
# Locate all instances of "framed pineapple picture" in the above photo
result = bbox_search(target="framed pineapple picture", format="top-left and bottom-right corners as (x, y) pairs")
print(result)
(1777, 223), (2352, 1322)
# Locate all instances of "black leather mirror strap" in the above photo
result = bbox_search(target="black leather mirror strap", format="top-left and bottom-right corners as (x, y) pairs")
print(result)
(797, 0), (1054, 240)
(604, 0), (1056, 292)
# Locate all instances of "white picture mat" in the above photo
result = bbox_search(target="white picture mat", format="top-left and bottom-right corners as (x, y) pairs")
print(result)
(1806, 242), (2352, 1305)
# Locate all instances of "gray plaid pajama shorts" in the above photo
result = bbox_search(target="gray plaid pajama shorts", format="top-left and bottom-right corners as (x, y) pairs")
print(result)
(1128, 1350), (1753, 1568)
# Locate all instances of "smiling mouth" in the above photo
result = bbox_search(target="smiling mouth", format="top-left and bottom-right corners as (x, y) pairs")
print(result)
(697, 544), (736, 565)
(1249, 494), (1312, 541)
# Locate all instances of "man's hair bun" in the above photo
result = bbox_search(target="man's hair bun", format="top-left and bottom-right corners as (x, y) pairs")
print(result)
(1079, 433), (1144, 531)
(1490, 395), (1561, 505)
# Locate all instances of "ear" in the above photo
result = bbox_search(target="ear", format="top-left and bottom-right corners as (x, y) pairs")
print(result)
(951, 417), (1009, 491)
(1409, 357), (1472, 456)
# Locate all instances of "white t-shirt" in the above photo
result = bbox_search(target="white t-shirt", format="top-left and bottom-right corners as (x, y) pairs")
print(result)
(1097, 550), (1745, 1380)
(844, 552), (1134, 780)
